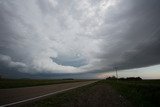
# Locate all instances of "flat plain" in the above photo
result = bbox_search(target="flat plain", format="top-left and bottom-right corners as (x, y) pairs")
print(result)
(25, 79), (160, 107)
(1, 79), (160, 107)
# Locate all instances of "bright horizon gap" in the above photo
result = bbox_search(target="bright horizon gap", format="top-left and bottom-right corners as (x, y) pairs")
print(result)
(97, 64), (160, 79)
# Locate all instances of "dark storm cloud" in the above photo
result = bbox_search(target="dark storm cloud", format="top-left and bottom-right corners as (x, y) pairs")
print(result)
(98, 0), (160, 71)
(118, 36), (160, 70)
(51, 55), (87, 67)
(0, 0), (160, 78)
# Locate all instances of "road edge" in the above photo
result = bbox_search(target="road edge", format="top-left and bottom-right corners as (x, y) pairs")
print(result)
(0, 81), (97, 107)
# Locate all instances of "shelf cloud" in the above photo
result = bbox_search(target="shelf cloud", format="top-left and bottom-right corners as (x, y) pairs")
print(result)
(0, 0), (160, 78)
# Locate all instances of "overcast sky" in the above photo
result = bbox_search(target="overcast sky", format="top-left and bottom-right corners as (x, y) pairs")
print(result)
(0, 0), (160, 79)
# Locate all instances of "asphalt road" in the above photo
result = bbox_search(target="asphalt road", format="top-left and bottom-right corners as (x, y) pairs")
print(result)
(0, 81), (96, 107)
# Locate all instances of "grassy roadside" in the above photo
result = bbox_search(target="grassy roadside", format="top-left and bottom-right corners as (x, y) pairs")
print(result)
(0, 79), (90, 89)
(24, 80), (160, 107)
(24, 81), (132, 107)
(24, 82), (97, 107)
(100, 80), (160, 107)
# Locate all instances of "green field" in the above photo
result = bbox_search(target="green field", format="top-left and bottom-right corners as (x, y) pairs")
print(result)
(0, 79), (88, 89)
(25, 79), (160, 107)
(101, 80), (160, 107)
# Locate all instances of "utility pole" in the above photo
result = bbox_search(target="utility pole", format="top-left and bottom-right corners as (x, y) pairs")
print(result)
(114, 66), (118, 81)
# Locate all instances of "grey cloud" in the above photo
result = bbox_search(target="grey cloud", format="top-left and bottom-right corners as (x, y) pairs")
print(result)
(97, 0), (160, 71)
(0, 0), (160, 78)
(51, 55), (88, 67)
(0, 54), (27, 70)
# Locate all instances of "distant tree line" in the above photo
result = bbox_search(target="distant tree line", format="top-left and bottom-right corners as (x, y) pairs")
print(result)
(62, 78), (74, 80)
(106, 76), (142, 81)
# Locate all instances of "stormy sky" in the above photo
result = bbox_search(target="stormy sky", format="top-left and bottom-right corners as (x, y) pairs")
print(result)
(0, 0), (160, 79)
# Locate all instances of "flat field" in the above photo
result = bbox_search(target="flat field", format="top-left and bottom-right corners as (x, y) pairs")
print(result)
(0, 79), (89, 89)
(102, 79), (160, 107)
(25, 79), (160, 107)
